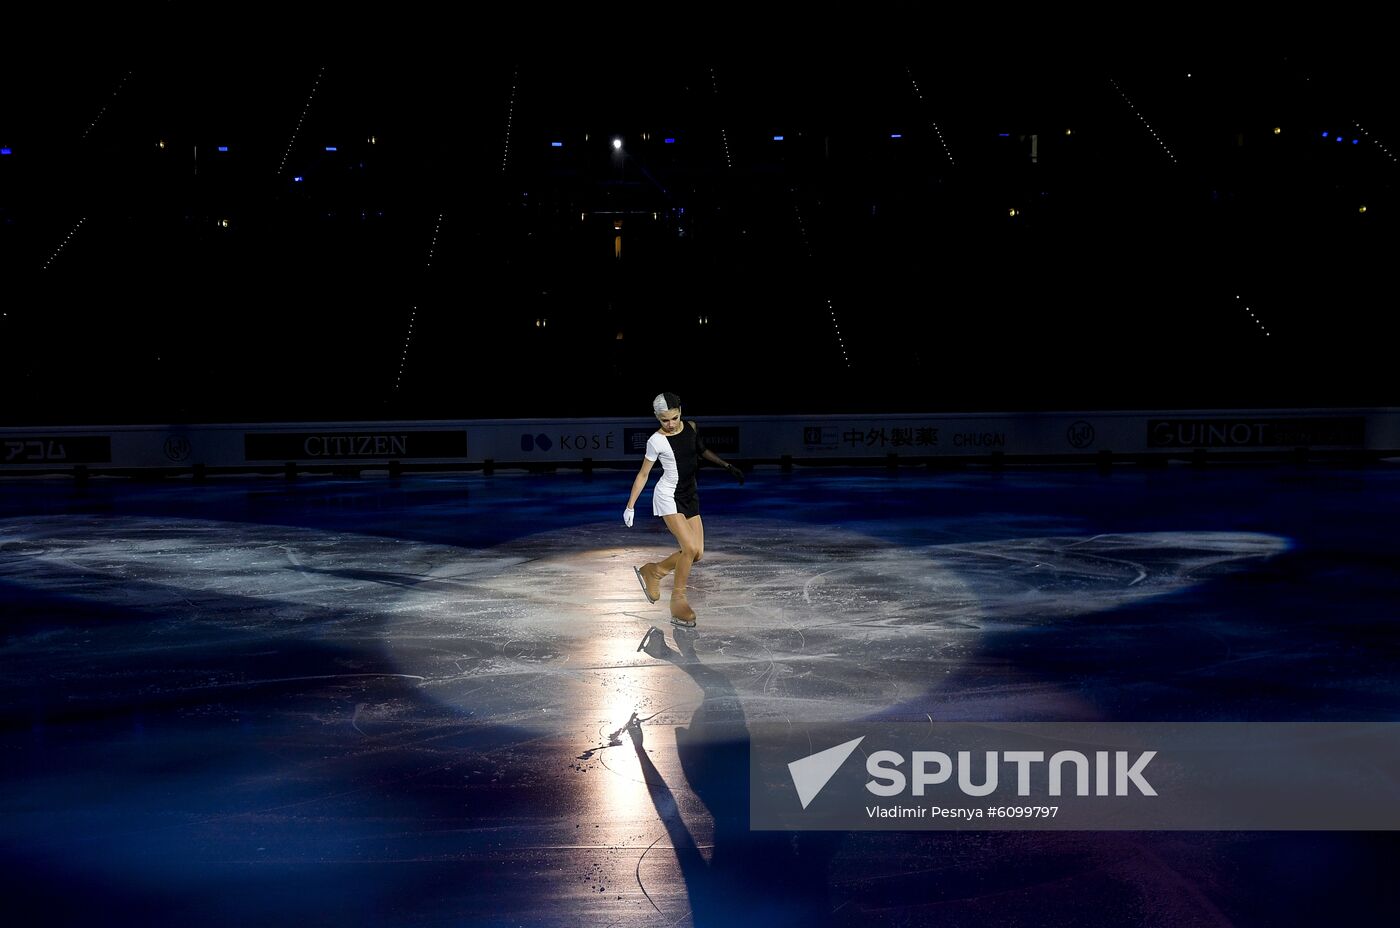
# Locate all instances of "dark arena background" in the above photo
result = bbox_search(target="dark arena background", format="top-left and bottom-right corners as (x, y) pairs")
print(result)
(3, 13), (1399, 928)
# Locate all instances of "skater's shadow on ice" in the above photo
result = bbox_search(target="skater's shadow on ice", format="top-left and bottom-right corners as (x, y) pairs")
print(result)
(631, 628), (837, 926)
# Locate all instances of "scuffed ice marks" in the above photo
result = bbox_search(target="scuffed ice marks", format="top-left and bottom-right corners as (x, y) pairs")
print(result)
(1, 515), (1287, 728)
(914, 530), (1292, 626)
(553, 526), (1263, 727)
(0, 513), (523, 619)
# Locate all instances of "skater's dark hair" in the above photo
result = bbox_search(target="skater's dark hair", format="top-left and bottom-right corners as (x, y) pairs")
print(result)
(652, 392), (682, 415)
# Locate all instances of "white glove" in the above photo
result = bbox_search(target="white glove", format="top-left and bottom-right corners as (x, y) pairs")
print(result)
(623, 507), (634, 528)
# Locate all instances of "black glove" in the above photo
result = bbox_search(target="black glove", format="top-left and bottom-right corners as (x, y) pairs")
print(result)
(725, 463), (745, 486)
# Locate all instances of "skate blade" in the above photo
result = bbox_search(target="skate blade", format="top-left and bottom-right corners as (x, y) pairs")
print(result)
(669, 616), (697, 629)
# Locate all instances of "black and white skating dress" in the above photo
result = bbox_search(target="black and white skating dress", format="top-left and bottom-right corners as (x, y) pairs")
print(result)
(645, 421), (708, 518)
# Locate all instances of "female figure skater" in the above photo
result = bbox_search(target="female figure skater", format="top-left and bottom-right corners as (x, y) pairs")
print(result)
(624, 392), (744, 627)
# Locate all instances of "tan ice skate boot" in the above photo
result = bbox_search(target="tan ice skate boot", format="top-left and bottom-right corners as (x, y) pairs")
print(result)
(669, 590), (696, 628)
(634, 552), (682, 604)
(634, 564), (664, 603)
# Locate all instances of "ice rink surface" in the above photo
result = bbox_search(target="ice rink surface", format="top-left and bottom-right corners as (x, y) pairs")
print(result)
(3, 464), (1398, 925)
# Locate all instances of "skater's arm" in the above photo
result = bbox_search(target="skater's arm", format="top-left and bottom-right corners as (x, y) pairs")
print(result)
(626, 458), (655, 510)
(691, 422), (743, 484)
(701, 448), (744, 485)
(701, 448), (730, 468)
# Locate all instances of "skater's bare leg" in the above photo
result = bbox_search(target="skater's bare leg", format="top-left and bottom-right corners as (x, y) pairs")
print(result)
(689, 515), (704, 563)
(662, 513), (700, 587)
(642, 517), (699, 591)
(662, 513), (700, 623)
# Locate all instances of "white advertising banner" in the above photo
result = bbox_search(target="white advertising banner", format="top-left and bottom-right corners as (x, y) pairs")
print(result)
(1, 409), (1395, 473)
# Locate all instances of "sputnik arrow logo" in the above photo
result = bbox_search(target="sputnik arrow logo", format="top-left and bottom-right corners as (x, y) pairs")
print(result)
(788, 736), (864, 809)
